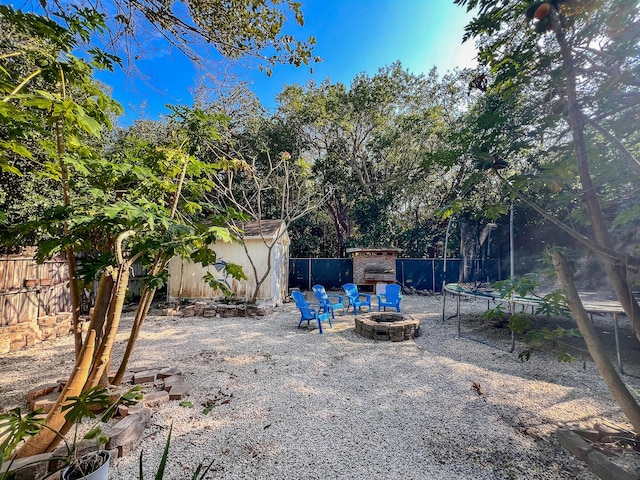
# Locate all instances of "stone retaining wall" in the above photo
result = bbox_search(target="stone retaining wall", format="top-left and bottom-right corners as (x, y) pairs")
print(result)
(557, 427), (638, 480)
(0, 312), (73, 353)
(165, 301), (273, 318)
(2, 301), (273, 354)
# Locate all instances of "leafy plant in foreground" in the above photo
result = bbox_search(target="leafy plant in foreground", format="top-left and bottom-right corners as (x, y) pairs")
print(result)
(139, 424), (216, 480)
(0, 386), (141, 479)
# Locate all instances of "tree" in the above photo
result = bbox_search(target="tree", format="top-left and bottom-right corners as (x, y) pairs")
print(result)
(199, 97), (330, 302)
(1, 0), (313, 456)
(278, 63), (465, 256)
(454, 0), (640, 431)
(456, 0), (640, 328)
(35, 0), (320, 76)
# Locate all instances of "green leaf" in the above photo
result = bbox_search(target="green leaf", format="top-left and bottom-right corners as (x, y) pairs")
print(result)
(83, 425), (102, 440)
(481, 304), (504, 322)
(612, 204), (640, 229)
(0, 161), (22, 175)
(0, 140), (33, 160)
(97, 434), (109, 447)
(556, 352), (576, 363)
(191, 247), (217, 266)
(207, 226), (235, 243)
(179, 401), (193, 408)
(154, 424), (172, 480)
(75, 111), (102, 136)
(18, 95), (54, 109)
(518, 349), (532, 362)
(203, 273), (232, 297)
(508, 313), (533, 334)
(62, 386), (110, 424)
(224, 262), (247, 281)
(0, 408), (45, 461)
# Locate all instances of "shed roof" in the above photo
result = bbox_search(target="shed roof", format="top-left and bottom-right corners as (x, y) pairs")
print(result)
(240, 220), (286, 239)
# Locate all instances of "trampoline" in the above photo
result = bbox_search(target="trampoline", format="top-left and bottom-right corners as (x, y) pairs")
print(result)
(442, 283), (630, 373)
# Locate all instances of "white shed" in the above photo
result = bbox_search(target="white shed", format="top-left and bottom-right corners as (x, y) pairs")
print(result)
(167, 220), (290, 305)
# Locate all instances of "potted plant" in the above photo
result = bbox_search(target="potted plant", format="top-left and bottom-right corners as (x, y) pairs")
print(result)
(62, 450), (110, 480)
(0, 386), (141, 480)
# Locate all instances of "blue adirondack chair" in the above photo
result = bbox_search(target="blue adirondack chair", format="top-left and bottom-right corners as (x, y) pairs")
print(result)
(292, 291), (332, 334)
(342, 283), (371, 314)
(312, 284), (346, 318)
(377, 283), (402, 312)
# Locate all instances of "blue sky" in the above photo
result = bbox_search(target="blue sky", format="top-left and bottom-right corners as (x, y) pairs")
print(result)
(96, 0), (478, 124)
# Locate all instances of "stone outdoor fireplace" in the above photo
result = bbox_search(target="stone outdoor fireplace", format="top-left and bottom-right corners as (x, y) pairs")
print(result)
(354, 312), (420, 341)
(347, 247), (401, 293)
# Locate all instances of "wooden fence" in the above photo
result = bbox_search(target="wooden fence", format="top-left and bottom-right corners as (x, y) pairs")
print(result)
(0, 254), (71, 327)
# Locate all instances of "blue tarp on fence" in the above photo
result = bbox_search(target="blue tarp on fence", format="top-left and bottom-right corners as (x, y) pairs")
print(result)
(289, 258), (352, 291)
(289, 258), (502, 292)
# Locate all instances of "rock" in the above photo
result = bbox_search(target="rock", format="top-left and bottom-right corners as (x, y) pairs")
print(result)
(56, 312), (73, 322)
(0, 336), (10, 354)
(162, 374), (184, 392)
(27, 382), (60, 404)
(594, 423), (621, 443)
(194, 301), (208, 316)
(557, 428), (592, 462)
(133, 370), (158, 384)
(587, 450), (636, 480)
(106, 408), (151, 455)
(37, 315), (57, 327)
(10, 334), (27, 351)
(256, 304), (273, 316)
(157, 367), (182, 379)
(142, 390), (170, 408)
(118, 401), (146, 417)
(0, 452), (53, 480)
(55, 322), (71, 337)
(182, 305), (196, 317)
(574, 428), (600, 443)
(32, 390), (60, 413)
(129, 366), (152, 373)
(168, 383), (190, 400)
(40, 327), (57, 340)
(218, 305), (237, 318)
(202, 307), (217, 317)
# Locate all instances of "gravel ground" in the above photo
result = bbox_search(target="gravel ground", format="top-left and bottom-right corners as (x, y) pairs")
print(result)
(2, 293), (640, 479)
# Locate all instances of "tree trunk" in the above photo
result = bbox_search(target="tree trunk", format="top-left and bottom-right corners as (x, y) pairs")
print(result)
(47, 264), (132, 445)
(327, 198), (349, 257)
(85, 262), (130, 389)
(54, 115), (83, 358)
(67, 249), (83, 358)
(16, 330), (96, 457)
(551, 8), (640, 340)
(551, 250), (640, 432)
(113, 155), (189, 382)
(112, 284), (156, 385)
(458, 220), (477, 283)
(86, 270), (114, 349)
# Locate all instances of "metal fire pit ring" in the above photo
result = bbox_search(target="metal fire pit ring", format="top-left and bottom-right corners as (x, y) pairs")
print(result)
(354, 312), (420, 341)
